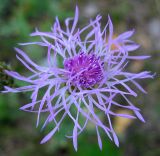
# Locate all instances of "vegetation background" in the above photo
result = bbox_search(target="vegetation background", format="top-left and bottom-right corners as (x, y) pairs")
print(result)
(0, 0), (159, 156)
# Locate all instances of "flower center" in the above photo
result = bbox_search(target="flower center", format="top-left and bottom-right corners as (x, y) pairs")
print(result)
(64, 53), (104, 88)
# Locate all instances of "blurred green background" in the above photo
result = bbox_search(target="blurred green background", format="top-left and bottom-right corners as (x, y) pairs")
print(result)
(0, 0), (160, 156)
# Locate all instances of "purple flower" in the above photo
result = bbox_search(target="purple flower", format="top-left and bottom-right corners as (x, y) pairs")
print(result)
(3, 7), (153, 150)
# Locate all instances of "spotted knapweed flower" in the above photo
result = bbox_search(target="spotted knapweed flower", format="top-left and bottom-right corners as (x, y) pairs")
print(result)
(2, 7), (153, 150)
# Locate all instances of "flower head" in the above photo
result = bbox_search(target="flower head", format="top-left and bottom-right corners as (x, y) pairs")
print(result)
(3, 6), (153, 150)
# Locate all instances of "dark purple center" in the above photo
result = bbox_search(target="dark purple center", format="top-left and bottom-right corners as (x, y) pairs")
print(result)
(64, 53), (104, 88)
